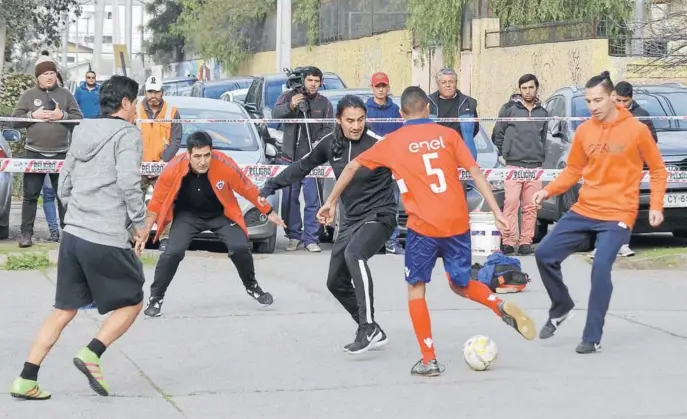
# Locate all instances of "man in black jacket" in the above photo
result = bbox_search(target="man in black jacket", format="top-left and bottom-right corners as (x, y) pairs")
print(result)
(272, 66), (334, 253)
(428, 68), (479, 159)
(492, 74), (549, 256)
(614, 81), (658, 142)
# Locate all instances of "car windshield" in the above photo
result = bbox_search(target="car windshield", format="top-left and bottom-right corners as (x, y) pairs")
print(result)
(204, 83), (241, 99)
(178, 109), (259, 151)
(266, 79), (288, 108)
(661, 92), (687, 130)
(322, 76), (346, 90)
(572, 95), (671, 130)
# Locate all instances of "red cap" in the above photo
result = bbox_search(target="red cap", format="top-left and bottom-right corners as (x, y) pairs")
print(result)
(370, 72), (390, 86)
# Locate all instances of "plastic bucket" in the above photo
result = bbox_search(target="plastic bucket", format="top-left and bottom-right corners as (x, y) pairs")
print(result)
(470, 212), (501, 256)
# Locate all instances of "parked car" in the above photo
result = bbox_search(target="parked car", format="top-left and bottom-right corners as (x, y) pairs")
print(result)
(137, 77), (197, 96)
(220, 88), (249, 104)
(537, 83), (687, 248)
(140, 96), (282, 253)
(0, 129), (19, 240)
(242, 72), (348, 129)
(316, 89), (506, 242)
(190, 77), (256, 100)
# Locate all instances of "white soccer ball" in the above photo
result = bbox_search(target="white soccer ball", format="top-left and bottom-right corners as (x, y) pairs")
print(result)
(463, 335), (498, 371)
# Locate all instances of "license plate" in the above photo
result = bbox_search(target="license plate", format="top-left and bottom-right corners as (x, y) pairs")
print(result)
(664, 192), (687, 208)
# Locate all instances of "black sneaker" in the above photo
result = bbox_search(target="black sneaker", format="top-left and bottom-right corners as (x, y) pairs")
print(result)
(344, 323), (382, 355)
(144, 296), (164, 317)
(158, 239), (169, 252)
(47, 230), (60, 243)
(539, 311), (574, 339)
(518, 244), (534, 255)
(575, 341), (601, 354)
(371, 324), (389, 350)
(246, 284), (273, 306)
(410, 359), (445, 377)
(498, 301), (536, 340)
(502, 245), (516, 255)
(18, 232), (33, 248)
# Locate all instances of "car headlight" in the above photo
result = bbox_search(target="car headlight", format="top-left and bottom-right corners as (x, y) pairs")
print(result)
(491, 180), (505, 191)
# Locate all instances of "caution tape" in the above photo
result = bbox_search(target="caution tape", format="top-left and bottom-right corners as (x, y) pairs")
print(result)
(2, 115), (687, 125)
(1, 158), (686, 183)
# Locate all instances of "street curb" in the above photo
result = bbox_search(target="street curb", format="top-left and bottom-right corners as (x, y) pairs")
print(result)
(585, 252), (687, 270)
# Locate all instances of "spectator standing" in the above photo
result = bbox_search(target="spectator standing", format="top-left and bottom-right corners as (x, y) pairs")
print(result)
(135, 76), (183, 251)
(41, 176), (60, 242)
(428, 68), (479, 159)
(492, 74), (549, 255)
(11, 53), (83, 248)
(365, 71), (404, 255)
(74, 70), (101, 118)
(272, 66), (334, 252)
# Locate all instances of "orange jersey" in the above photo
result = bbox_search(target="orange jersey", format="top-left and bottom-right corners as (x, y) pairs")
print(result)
(355, 118), (478, 237)
(544, 105), (667, 228)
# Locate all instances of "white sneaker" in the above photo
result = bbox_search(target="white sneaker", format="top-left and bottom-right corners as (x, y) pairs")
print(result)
(589, 248), (596, 259)
(618, 244), (635, 257)
(305, 243), (322, 252)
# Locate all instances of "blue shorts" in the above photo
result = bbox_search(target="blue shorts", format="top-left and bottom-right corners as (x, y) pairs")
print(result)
(404, 229), (472, 287)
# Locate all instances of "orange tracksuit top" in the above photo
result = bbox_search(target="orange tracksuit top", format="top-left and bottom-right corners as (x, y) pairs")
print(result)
(544, 105), (667, 228)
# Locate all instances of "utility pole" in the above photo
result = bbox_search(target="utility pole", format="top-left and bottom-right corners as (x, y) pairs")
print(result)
(112, 0), (120, 45)
(276, 0), (292, 72)
(61, 12), (69, 74)
(125, 0), (133, 59)
(634, 0), (645, 56)
(92, 0), (106, 74)
(0, 17), (6, 78)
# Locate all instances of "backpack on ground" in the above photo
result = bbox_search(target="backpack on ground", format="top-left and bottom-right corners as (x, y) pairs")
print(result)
(470, 253), (531, 294)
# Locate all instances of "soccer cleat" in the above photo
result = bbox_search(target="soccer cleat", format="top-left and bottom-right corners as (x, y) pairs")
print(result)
(9, 377), (51, 400)
(144, 296), (164, 317)
(344, 323), (382, 355)
(575, 341), (601, 354)
(73, 347), (111, 396)
(539, 311), (574, 339)
(246, 284), (273, 306)
(499, 301), (536, 340)
(410, 359), (445, 377)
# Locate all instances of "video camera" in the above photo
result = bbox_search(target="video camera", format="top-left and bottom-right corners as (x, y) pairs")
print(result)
(283, 67), (310, 94)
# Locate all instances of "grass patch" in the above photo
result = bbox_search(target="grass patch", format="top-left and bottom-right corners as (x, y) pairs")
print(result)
(0, 241), (58, 255)
(139, 252), (160, 266)
(632, 246), (687, 259)
(4, 252), (51, 271)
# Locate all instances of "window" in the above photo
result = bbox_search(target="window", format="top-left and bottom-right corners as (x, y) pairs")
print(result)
(203, 83), (239, 99)
(245, 80), (261, 105)
(178, 109), (259, 151)
(266, 80), (288, 108)
(572, 95), (670, 130)
(663, 92), (687, 130)
(322, 75), (346, 90)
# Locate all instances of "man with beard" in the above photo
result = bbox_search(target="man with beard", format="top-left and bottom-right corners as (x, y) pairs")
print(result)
(492, 74), (549, 256)
(135, 76), (183, 251)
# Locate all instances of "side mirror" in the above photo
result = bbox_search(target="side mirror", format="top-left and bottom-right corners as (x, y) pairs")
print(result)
(244, 103), (258, 114)
(2, 129), (20, 142)
(265, 143), (278, 158)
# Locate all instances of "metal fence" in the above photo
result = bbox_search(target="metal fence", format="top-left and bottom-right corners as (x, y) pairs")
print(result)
(485, 20), (606, 48)
(608, 37), (675, 57)
(255, 0), (409, 52)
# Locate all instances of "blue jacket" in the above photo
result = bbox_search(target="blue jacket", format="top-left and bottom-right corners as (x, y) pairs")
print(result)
(366, 96), (402, 137)
(73, 82), (101, 119)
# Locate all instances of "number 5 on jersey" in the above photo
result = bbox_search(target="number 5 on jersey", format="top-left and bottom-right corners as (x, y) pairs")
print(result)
(422, 152), (447, 193)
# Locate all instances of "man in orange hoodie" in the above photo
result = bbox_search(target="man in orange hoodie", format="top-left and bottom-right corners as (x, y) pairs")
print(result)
(532, 71), (667, 354)
(136, 131), (285, 317)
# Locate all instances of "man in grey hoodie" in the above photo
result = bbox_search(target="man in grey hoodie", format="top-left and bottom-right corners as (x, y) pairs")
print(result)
(9, 76), (147, 400)
(11, 53), (83, 248)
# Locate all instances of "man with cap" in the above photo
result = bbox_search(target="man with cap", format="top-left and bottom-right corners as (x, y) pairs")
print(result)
(135, 76), (183, 251)
(365, 71), (404, 255)
(11, 53), (83, 248)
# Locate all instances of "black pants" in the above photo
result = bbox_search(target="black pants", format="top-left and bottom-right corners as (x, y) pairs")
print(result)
(327, 212), (396, 326)
(150, 212), (258, 298)
(21, 151), (66, 234)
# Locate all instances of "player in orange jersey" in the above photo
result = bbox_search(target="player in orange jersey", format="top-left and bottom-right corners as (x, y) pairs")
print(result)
(317, 86), (536, 377)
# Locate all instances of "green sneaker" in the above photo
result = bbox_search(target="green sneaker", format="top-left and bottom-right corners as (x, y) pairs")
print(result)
(73, 347), (111, 396)
(9, 377), (51, 400)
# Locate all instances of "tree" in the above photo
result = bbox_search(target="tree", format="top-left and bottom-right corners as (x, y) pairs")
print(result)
(143, 0), (186, 64)
(1, 0), (81, 64)
(634, 0), (687, 70)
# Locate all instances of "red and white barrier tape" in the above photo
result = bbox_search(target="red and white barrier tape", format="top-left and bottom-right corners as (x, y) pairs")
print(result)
(2, 115), (687, 125)
(1, 159), (686, 183)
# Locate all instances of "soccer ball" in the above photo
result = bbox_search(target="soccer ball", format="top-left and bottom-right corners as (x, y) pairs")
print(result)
(463, 335), (498, 371)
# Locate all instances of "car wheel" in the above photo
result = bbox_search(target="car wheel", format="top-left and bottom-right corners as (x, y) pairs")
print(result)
(0, 224), (8, 240)
(253, 232), (277, 253)
(533, 219), (549, 244)
(672, 230), (687, 239)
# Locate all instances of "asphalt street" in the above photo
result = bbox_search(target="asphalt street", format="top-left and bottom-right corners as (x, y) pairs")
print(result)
(2, 230), (687, 419)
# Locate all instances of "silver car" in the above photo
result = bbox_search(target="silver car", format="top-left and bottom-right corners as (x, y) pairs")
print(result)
(142, 97), (281, 253)
(0, 129), (19, 240)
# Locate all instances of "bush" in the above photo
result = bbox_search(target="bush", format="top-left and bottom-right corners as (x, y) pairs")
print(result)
(0, 72), (34, 196)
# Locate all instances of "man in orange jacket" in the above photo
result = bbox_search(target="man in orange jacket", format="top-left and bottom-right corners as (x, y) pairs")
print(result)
(136, 131), (286, 317)
(532, 71), (667, 354)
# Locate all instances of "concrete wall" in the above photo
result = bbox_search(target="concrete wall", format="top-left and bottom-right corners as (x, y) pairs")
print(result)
(238, 30), (414, 91)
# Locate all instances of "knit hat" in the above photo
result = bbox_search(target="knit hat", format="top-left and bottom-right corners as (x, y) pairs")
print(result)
(35, 54), (57, 77)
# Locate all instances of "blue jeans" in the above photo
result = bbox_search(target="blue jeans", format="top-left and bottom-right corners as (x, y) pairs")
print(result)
(386, 183), (401, 247)
(42, 175), (59, 232)
(535, 211), (630, 344)
(279, 159), (321, 245)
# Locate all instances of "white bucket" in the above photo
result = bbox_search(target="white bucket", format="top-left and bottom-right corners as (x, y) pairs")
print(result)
(470, 212), (502, 256)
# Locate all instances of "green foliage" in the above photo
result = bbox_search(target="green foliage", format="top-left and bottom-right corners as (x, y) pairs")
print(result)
(0, 73), (35, 110)
(4, 252), (51, 271)
(143, 0), (186, 63)
(173, 0), (275, 74)
(293, 0), (320, 48)
(407, 0), (464, 67)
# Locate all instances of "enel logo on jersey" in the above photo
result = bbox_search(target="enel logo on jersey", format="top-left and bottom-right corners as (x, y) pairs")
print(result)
(408, 137), (447, 153)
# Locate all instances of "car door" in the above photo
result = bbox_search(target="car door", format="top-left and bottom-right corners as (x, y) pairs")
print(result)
(543, 96), (567, 169)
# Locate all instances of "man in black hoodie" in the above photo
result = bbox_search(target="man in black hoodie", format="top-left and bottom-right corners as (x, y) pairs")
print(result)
(614, 81), (658, 142)
(492, 74), (548, 256)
